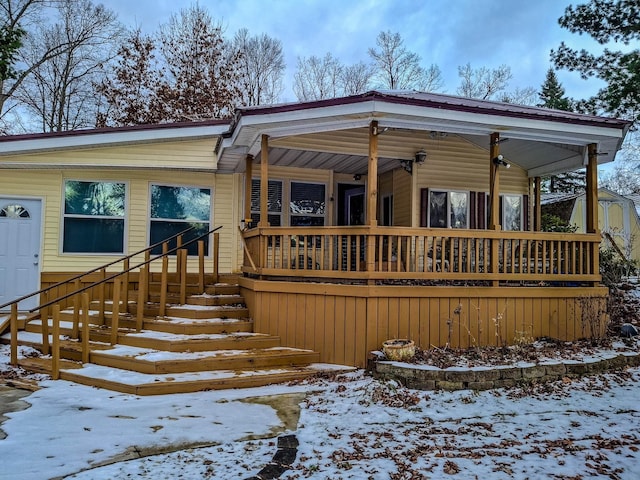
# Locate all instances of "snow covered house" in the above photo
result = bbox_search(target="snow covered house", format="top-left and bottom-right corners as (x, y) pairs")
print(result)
(0, 91), (632, 392)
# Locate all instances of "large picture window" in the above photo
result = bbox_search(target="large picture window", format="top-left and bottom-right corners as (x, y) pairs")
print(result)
(290, 182), (325, 226)
(150, 185), (211, 255)
(250, 179), (282, 227)
(63, 180), (126, 253)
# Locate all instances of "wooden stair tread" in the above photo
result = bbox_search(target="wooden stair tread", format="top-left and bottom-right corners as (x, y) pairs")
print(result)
(58, 363), (352, 395)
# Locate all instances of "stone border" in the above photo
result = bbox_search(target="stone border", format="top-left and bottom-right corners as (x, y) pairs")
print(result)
(371, 352), (640, 391)
(245, 434), (299, 480)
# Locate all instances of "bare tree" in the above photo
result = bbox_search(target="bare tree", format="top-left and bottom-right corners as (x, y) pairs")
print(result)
(17, 0), (123, 132)
(96, 29), (167, 126)
(368, 30), (443, 91)
(293, 53), (343, 101)
(456, 63), (512, 100)
(157, 3), (241, 120)
(500, 86), (539, 106)
(0, 0), (68, 130)
(233, 28), (284, 106)
(340, 61), (375, 96)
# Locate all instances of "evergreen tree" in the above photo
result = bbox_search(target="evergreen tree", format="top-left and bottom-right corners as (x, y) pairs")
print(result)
(538, 68), (584, 193)
(551, 0), (640, 125)
(538, 68), (572, 110)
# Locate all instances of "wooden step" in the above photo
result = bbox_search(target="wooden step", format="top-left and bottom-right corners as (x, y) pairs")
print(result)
(186, 294), (244, 307)
(89, 330), (281, 352)
(139, 316), (254, 335)
(57, 363), (350, 395)
(89, 345), (320, 374)
(3, 331), (113, 362)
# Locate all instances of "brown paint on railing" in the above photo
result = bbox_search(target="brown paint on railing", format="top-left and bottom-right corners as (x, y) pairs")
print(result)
(123, 258), (130, 314)
(10, 303), (18, 366)
(40, 292), (50, 356)
(0, 227), (196, 312)
(213, 232), (220, 283)
(136, 266), (147, 332)
(51, 305), (60, 380)
(72, 279), (80, 339)
(198, 241), (205, 291)
(179, 249), (187, 305)
(98, 269), (106, 323)
(159, 255), (168, 317)
(111, 279), (121, 346)
(81, 293), (90, 364)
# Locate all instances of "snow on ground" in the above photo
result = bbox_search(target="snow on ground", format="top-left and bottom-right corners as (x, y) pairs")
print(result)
(1, 344), (640, 479)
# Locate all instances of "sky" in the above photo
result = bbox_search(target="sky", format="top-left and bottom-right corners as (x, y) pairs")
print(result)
(1, 343), (640, 479)
(103, 0), (607, 103)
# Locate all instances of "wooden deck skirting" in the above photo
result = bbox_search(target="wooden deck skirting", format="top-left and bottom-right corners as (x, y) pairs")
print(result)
(240, 277), (608, 368)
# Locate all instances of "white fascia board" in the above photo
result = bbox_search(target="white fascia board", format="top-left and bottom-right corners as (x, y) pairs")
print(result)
(374, 101), (626, 143)
(0, 124), (228, 156)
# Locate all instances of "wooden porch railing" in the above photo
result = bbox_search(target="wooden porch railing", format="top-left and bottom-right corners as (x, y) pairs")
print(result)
(4, 226), (222, 378)
(242, 226), (601, 284)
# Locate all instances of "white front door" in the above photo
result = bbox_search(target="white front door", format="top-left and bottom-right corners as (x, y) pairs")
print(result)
(0, 198), (42, 311)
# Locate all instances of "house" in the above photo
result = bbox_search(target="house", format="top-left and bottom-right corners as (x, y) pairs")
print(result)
(0, 91), (632, 371)
(542, 188), (640, 264)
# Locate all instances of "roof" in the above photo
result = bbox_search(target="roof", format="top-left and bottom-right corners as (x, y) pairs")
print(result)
(0, 90), (632, 176)
(219, 90), (632, 175)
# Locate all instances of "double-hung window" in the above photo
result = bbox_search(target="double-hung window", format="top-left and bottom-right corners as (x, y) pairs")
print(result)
(250, 179), (283, 227)
(501, 194), (523, 231)
(290, 182), (325, 226)
(63, 180), (126, 253)
(150, 185), (211, 255)
(427, 190), (469, 228)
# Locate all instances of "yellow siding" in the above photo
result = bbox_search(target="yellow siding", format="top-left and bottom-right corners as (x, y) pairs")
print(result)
(1, 139), (219, 170)
(393, 169), (412, 226)
(0, 167), (239, 273)
(415, 135), (528, 193)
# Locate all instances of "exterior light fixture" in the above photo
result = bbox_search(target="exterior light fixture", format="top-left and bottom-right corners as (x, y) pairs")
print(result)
(414, 149), (427, 165)
(493, 154), (510, 168)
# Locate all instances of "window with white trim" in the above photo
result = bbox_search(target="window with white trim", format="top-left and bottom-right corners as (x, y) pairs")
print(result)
(149, 184), (211, 255)
(501, 194), (523, 231)
(428, 190), (469, 228)
(290, 182), (325, 226)
(250, 179), (282, 227)
(63, 180), (126, 253)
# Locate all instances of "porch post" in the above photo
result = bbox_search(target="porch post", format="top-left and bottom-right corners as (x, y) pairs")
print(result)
(586, 143), (600, 283)
(534, 177), (542, 231)
(586, 143), (598, 234)
(366, 121), (379, 276)
(367, 120), (379, 226)
(489, 132), (501, 284)
(244, 154), (253, 226)
(489, 132), (501, 230)
(259, 135), (269, 227)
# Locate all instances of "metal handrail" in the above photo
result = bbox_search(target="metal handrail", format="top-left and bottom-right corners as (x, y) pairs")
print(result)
(31, 225), (222, 312)
(0, 226), (195, 311)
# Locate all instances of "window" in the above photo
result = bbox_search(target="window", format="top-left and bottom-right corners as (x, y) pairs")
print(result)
(426, 190), (469, 228)
(502, 194), (522, 231)
(290, 182), (325, 226)
(63, 180), (126, 253)
(0, 204), (30, 218)
(381, 195), (393, 226)
(150, 185), (211, 255)
(250, 179), (282, 227)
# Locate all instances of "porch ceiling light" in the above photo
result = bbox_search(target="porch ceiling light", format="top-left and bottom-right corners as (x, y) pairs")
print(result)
(493, 154), (510, 168)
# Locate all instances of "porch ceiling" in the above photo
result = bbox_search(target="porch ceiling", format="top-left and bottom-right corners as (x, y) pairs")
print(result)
(217, 91), (630, 177)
